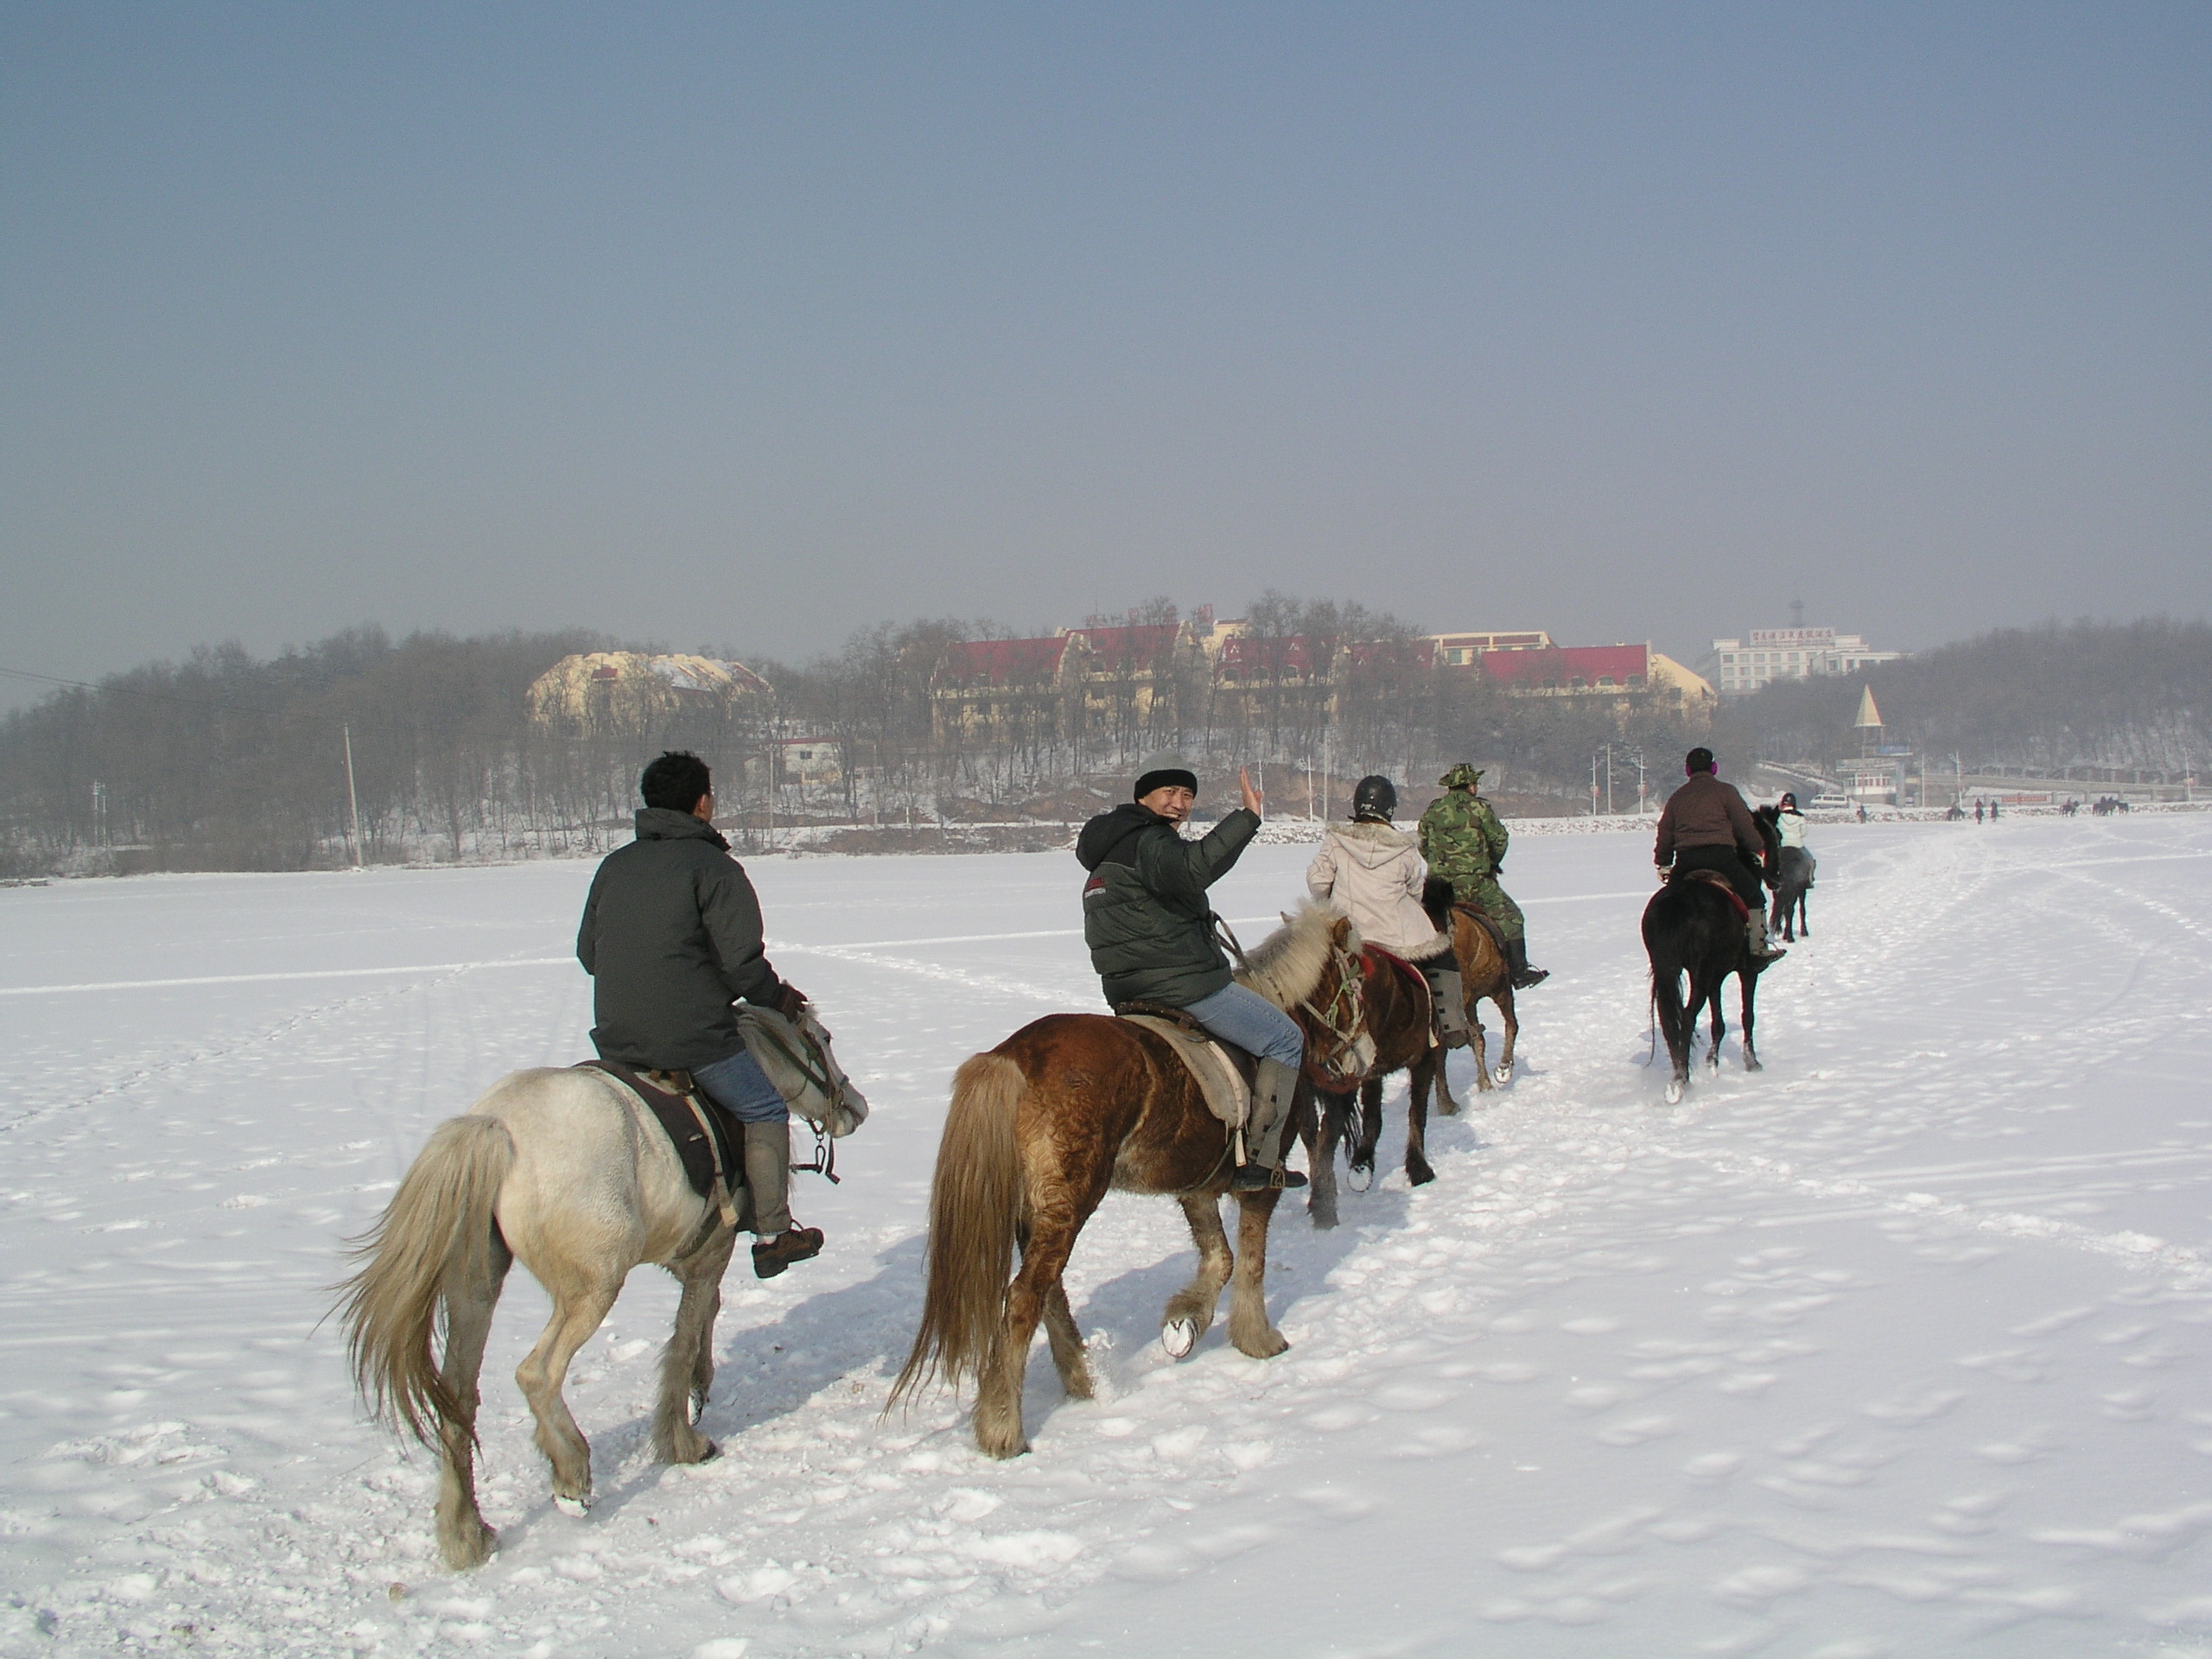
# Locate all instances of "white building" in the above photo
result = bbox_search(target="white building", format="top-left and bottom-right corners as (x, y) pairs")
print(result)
(1700, 627), (1903, 695)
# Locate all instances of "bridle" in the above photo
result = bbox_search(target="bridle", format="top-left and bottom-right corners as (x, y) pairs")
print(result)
(1299, 936), (1370, 1092)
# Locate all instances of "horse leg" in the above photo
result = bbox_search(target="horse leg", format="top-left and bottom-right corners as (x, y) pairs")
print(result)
(1706, 972), (1727, 1071)
(975, 1215), (1076, 1459)
(1740, 970), (1762, 1073)
(1492, 986), (1519, 1086)
(1798, 891), (1810, 938)
(654, 1230), (735, 1465)
(1163, 1194), (1236, 1358)
(1404, 1056), (1436, 1187)
(515, 1273), (622, 1514)
(1225, 1189), (1289, 1358)
(1433, 1047), (1462, 1117)
(1465, 967), (1494, 1094)
(1305, 1090), (1343, 1230)
(1039, 1278), (1094, 1401)
(434, 1236), (510, 1569)
(1351, 1078), (1384, 1189)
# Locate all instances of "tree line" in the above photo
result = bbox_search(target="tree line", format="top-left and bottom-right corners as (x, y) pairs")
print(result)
(4, 609), (2200, 874)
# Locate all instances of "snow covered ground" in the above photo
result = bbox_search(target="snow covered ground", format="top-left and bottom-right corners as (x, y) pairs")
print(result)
(4, 811), (2211, 1658)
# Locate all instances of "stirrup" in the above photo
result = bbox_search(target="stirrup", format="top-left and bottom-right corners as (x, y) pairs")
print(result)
(1230, 1162), (1306, 1192)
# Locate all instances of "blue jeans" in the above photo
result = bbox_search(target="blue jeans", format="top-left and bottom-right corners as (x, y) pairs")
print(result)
(692, 1046), (789, 1124)
(1180, 982), (1304, 1068)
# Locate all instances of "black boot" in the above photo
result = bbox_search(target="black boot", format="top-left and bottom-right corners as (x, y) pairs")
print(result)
(1230, 1058), (1307, 1191)
(1506, 938), (1549, 989)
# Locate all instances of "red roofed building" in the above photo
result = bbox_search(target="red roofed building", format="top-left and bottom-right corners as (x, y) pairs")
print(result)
(936, 636), (1073, 690)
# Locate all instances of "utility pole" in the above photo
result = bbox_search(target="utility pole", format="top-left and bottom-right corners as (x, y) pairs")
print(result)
(342, 726), (365, 870)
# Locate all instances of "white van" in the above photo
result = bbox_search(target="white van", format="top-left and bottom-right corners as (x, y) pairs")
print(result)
(1808, 792), (1851, 810)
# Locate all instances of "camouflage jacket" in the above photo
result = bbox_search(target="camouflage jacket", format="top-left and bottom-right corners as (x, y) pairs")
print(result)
(1417, 790), (1509, 889)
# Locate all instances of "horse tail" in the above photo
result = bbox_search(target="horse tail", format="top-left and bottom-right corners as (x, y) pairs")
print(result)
(890, 1051), (1027, 1412)
(334, 1113), (514, 1447)
(1420, 874), (1456, 932)
(1643, 889), (1695, 1065)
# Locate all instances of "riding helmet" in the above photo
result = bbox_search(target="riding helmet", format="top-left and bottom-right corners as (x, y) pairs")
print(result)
(1352, 774), (1396, 822)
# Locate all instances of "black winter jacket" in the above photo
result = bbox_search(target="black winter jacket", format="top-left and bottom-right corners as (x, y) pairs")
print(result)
(1077, 804), (1260, 1007)
(575, 809), (786, 1071)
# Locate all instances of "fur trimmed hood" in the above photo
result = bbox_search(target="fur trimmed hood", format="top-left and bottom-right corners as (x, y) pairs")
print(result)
(1306, 820), (1452, 959)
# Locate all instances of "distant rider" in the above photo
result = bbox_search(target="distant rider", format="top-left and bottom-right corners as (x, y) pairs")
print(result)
(1076, 754), (1306, 1192)
(1307, 775), (1471, 1050)
(1653, 747), (1786, 961)
(576, 750), (825, 1278)
(1417, 764), (1548, 988)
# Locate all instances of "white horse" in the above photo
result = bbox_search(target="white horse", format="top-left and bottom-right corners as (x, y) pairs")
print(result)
(337, 1065), (740, 1569)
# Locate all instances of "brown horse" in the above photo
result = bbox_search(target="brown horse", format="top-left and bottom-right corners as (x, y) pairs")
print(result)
(1302, 945), (1444, 1228)
(891, 906), (1372, 1459)
(1422, 878), (1520, 1092)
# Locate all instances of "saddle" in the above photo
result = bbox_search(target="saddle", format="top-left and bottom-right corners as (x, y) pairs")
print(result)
(575, 1059), (743, 1221)
(1114, 1001), (1255, 1130)
(1677, 868), (1751, 923)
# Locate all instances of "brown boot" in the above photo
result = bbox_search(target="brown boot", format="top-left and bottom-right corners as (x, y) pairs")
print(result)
(752, 1226), (823, 1279)
(741, 1120), (822, 1276)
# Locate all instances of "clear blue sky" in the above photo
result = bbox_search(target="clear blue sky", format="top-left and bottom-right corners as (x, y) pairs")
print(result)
(3, 2), (2207, 699)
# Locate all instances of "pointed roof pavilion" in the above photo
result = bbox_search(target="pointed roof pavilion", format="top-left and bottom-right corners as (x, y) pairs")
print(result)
(1853, 686), (1884, 730)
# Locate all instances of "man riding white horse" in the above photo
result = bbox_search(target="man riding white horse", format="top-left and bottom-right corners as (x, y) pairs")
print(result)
(1653, 747), (1787, 961)
(575, 750), (825, 1279)
(1307, 773), (1471, 1051)
(1076, 754), (1306, 1192)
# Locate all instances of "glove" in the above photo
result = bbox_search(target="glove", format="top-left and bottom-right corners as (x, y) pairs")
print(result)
(1655, 866), (1670, 885)
(775, 982), (809, 1020)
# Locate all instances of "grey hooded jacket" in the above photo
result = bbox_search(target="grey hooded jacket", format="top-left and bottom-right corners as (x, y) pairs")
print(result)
(576, 808), (786, 1071)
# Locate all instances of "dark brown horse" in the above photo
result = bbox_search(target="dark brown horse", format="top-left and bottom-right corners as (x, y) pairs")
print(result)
(1302, 945), (1444, 1228)
(1421, 878), (1520, 1091)
(1643, 871), (1770, 1103)
(892, 906), (1372, 1459)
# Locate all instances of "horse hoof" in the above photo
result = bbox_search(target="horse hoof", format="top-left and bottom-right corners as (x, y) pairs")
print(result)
(1408, 1164), (1435, 1187)
(1664, 1080), (1686, 1105)
(1160, 1318), (1198, 1359)
(1347, 1163), (1374, 1194)
(1493, 1065), (1513, 1087)
(696, 1439), (721, 1464)
(553, 1494), (590, 1519)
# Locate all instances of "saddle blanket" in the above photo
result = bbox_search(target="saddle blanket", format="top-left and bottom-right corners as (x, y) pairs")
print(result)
(575, 1059), (741, 1205)
(1116, 1007), (1253, 1130)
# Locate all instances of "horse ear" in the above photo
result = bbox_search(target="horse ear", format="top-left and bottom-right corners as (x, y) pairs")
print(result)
(1281, 910), (1294, 925)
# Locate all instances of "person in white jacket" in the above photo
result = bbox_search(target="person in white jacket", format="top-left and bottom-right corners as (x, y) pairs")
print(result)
(1306, 775), (1471, 1049)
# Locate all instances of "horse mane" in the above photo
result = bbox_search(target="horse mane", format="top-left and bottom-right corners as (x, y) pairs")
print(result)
(1236, 901), (1356, 1012)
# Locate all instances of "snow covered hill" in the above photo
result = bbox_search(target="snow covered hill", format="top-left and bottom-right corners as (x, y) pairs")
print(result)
(4, 813), (2210, 1658)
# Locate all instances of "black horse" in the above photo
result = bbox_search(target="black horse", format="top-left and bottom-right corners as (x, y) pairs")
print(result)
(1753, 804), (1815, 943)
(1643, 872), (1772, 1103)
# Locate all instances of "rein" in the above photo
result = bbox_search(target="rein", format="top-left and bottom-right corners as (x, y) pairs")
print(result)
(1299, 941), (1369, 1089)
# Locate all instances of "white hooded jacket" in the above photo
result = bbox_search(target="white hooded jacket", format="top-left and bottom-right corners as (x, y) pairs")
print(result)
(1306, 819), (1453, 961)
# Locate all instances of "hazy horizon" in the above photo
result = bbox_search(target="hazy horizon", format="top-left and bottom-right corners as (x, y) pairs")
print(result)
(5, 3), (2208, 712)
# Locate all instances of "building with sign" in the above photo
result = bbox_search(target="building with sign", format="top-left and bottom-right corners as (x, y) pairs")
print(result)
(1700, 626), (1903, 695)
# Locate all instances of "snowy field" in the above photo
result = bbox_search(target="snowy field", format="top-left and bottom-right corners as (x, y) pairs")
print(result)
(4, 813), (2212, 1659)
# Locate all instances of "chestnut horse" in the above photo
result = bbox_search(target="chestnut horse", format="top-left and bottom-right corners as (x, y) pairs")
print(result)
(891, 906), (1371, 1459)
(1421, 878), (1520, 1091)
(1302, 945), (1445, 1229)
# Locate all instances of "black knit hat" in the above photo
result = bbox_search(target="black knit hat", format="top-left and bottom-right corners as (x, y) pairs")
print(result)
(1132, 753), (1198, 801)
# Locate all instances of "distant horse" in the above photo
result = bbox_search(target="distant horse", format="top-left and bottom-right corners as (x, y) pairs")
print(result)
(1424, 875), (1520, 1091)
(1643, 872), (1771, 1104)
(1301, 942), (1444, 1228)
(1755, 804), (1815, 943)
(336, 1068), (737, 1569)
(892, 906), (1372, 1459)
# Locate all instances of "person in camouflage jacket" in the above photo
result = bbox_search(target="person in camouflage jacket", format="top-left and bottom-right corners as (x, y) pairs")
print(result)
(1417, 764), (1548, 988)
